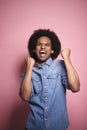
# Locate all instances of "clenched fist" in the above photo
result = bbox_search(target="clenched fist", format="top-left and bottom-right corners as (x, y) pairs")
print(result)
(25, 57), (35, 70)
(61, 48), (71, 60)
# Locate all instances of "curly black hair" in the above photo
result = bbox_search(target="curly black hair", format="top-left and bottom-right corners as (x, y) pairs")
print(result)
(28, 29), (61, 61)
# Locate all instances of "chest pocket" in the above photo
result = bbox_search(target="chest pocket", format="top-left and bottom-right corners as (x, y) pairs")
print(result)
(47, 72), (61, 89)
(32, 76), (42, 94)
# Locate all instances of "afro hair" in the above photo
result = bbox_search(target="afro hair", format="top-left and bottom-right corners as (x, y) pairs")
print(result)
(28, 29), (61, 61)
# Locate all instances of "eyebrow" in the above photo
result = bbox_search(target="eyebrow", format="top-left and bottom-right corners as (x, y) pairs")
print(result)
(36, 42), (51, 44)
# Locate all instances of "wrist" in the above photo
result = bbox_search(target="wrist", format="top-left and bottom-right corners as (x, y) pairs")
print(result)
(63, 57), (71, 63)
(26, 65), (33, 73)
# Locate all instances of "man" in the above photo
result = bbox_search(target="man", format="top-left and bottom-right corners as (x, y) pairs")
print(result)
(20, 29), (80, 130)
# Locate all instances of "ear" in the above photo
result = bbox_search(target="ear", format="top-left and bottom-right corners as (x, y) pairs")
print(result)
(33, 49), (35, 53)
(51, 50), (54, 54)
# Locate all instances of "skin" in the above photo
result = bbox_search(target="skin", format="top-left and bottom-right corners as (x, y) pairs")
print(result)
(20, 36), (80, 101)
(33, 36), (54, 64)
(61, 49), (80, 92)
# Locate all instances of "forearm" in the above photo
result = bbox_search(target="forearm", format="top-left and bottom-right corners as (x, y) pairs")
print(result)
(20, 57), (35, 101)
(20, 69), (32, 101)
(64, 57), (80, 92)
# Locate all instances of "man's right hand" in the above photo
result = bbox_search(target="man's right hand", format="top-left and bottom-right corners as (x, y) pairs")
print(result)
(25, 57), (35, 70)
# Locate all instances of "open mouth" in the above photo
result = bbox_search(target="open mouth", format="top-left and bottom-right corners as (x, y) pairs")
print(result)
(39, 50), (47, 57)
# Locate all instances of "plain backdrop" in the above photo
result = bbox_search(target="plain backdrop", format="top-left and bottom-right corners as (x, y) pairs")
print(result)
(0, 0), (87, 130)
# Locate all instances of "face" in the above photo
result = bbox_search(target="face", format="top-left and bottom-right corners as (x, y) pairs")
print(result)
(33, 36), (54, 64)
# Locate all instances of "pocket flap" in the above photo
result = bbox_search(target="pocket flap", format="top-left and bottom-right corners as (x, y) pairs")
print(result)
(47, 72), (59, 79)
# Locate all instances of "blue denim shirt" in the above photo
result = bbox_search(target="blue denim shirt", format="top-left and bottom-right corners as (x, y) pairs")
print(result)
(21, 58), (70, 130)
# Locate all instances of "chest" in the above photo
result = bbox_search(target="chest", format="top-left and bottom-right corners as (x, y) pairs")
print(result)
(32, 67), (64, 95)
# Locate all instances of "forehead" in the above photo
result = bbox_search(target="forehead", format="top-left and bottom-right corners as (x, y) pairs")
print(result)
(37, 36), (51, 43)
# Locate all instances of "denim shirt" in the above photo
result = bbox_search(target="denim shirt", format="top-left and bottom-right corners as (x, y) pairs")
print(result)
(21, 58), (70, 130)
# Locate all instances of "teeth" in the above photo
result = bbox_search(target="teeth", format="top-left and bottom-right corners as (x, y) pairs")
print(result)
(40, 50), (46, 54)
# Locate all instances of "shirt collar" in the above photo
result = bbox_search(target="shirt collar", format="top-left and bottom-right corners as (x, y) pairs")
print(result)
(36, 57), (53, 69)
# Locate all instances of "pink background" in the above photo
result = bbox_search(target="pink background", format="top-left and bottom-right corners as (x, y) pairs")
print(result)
(0, 0), (87, 130)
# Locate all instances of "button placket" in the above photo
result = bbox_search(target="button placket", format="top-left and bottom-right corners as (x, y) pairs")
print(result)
(42, 66), (49, 121)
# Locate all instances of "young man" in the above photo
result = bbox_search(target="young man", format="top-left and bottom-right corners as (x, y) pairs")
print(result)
(20, 29), (80, 130)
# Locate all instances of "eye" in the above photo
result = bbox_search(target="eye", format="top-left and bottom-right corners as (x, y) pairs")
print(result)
(45, 43), (50, 46)
(36, 42), (41, 46)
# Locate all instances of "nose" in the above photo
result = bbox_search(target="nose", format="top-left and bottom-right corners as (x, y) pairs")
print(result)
(41, 44), (45, 49)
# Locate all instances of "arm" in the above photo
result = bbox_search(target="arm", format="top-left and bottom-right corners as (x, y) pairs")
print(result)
(20, 57), (35, 101)
(61, 48), (80, 93)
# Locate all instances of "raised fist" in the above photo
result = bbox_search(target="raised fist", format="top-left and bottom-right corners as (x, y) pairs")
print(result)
(61, 48), (71, 60)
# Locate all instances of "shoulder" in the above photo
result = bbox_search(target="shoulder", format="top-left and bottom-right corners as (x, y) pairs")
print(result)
(50, 59), (66, 74)
(51, 59), (65, 69)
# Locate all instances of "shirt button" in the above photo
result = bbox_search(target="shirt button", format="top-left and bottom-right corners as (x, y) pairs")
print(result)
(44, 86), (47, 89)
(45, 97), (48, 100)
(43, 75), (46, 78)
(44, 118), (48, 121)
(45, 107), (48, 111)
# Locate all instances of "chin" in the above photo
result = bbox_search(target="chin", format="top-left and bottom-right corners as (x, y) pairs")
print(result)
(37, 58), (47, 64)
